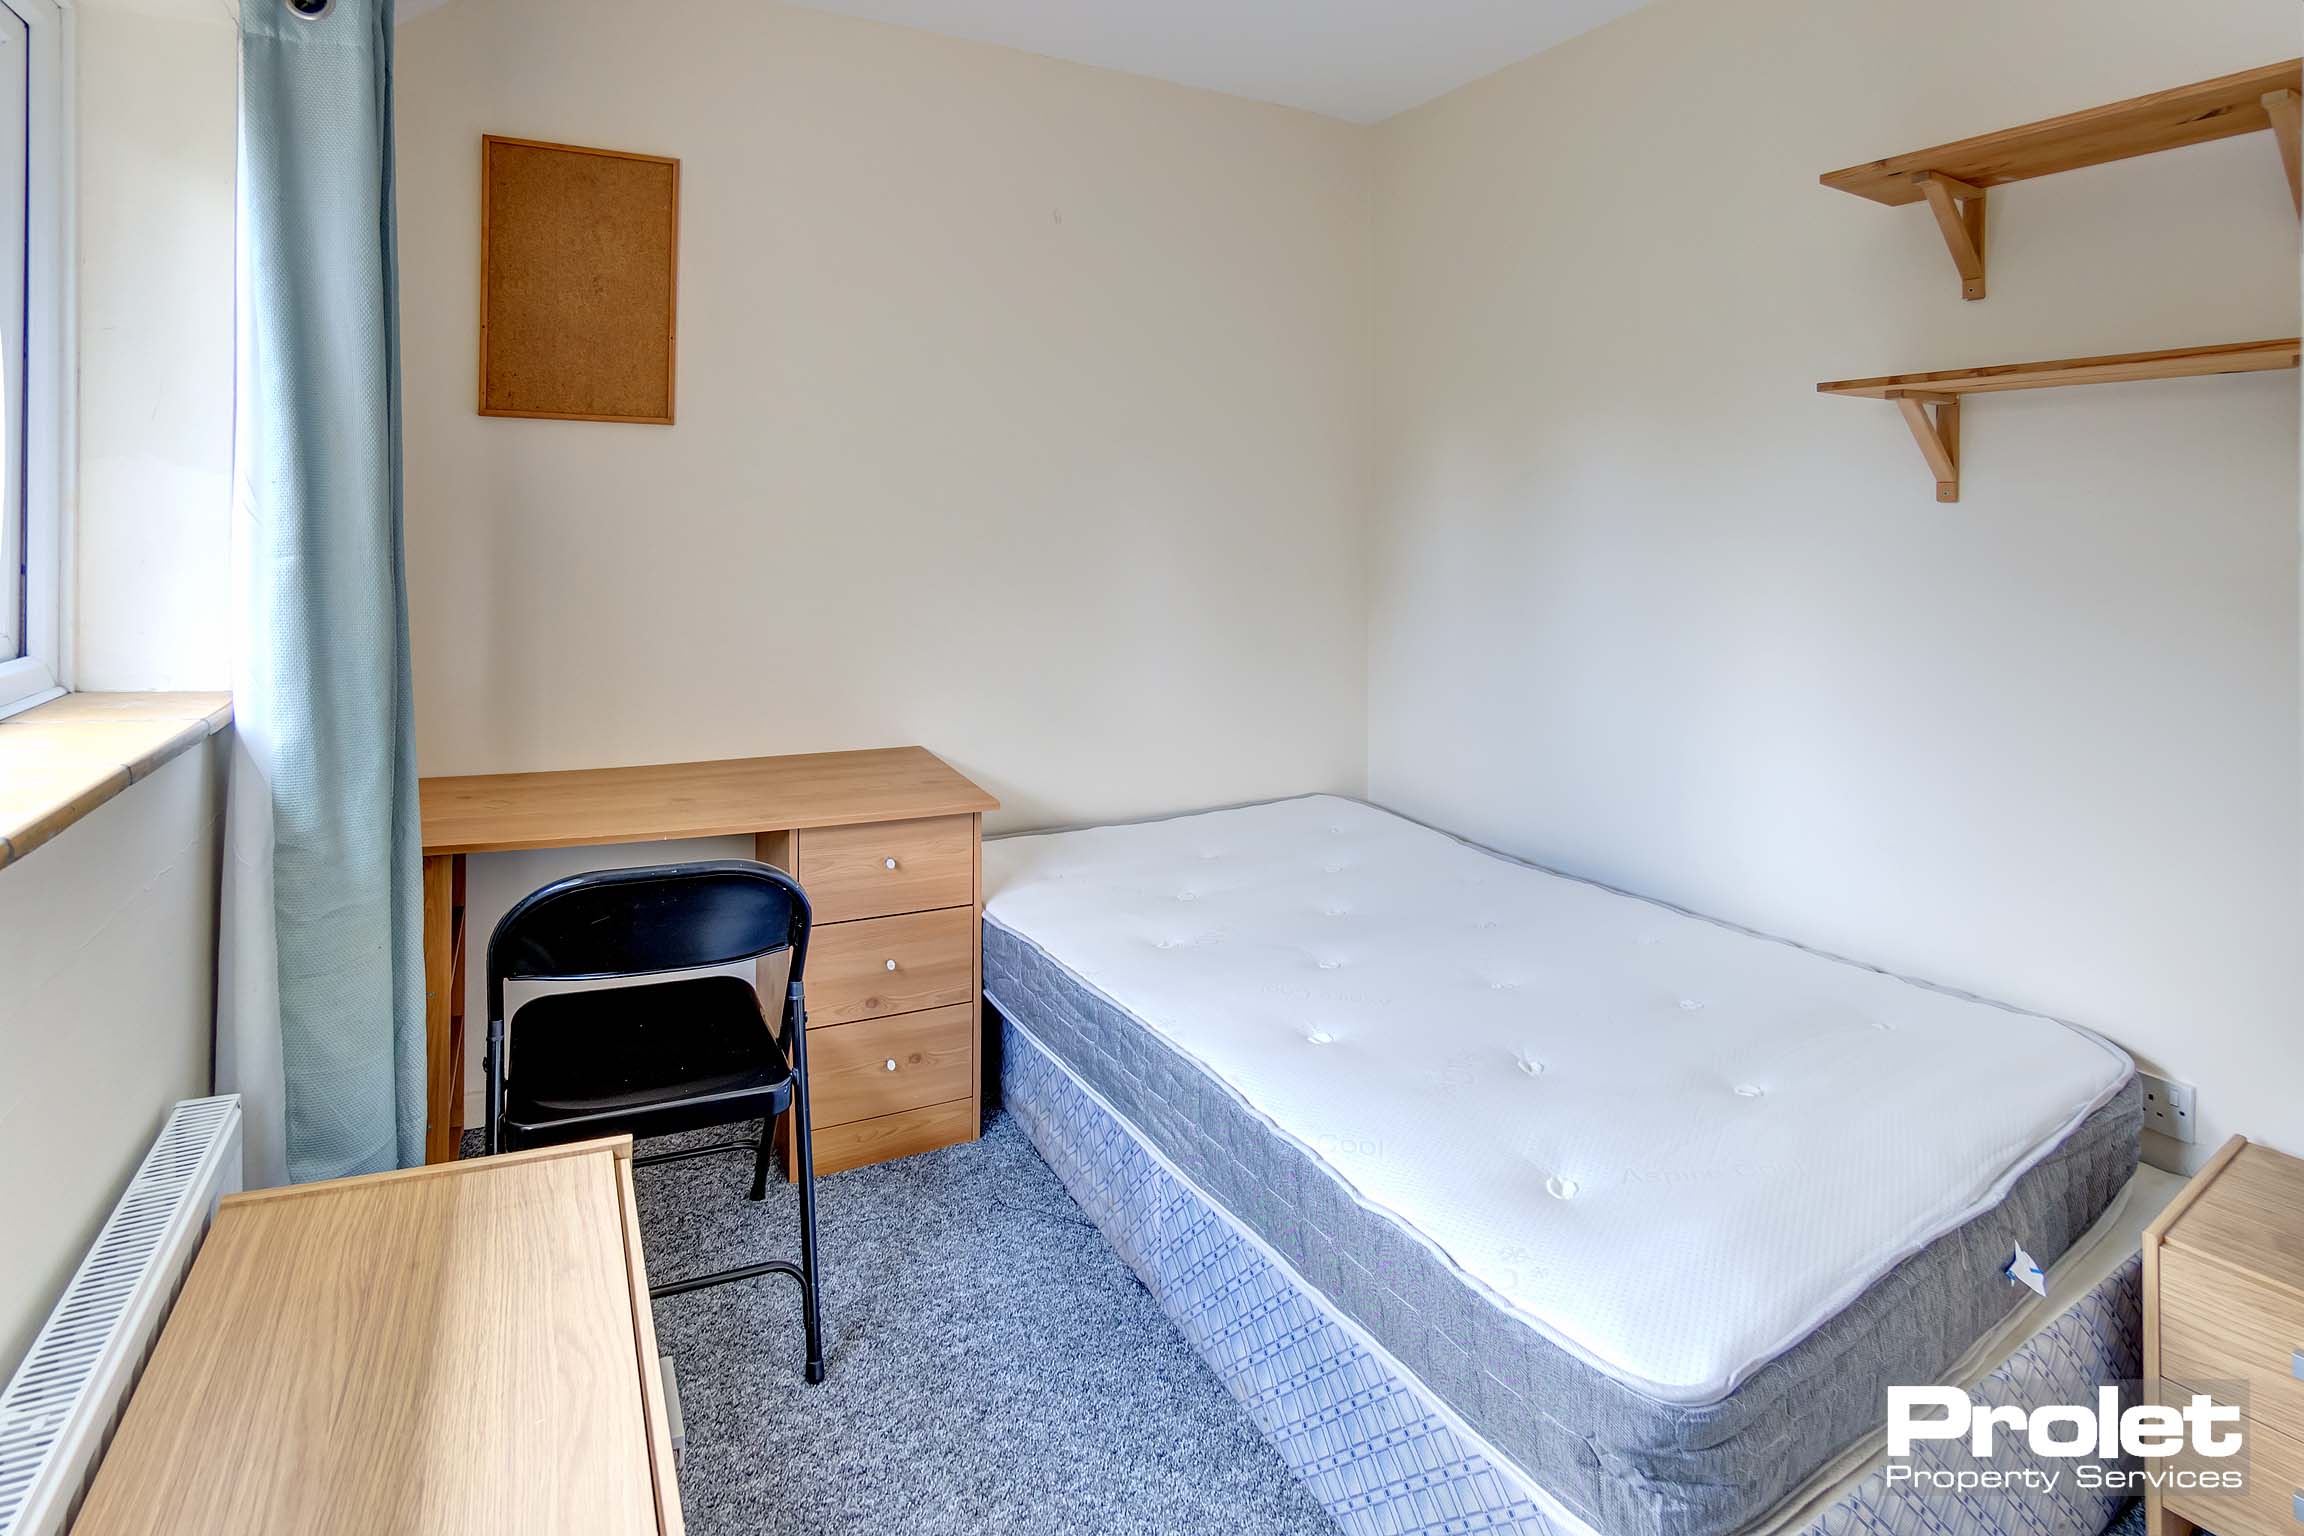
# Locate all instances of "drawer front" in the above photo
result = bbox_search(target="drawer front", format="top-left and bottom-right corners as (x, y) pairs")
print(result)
(809, 1099), (977, 1177)
(804, 1004), (973, 1129)
(804, 907), (975, 1027)
(2164, 1245), (2304, 1445)
(2161, 1397), (2304, 1536)
(798, 815), (974, 922)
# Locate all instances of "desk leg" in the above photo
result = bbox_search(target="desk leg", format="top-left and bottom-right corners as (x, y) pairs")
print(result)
(449, 857), (468, 1150)
(422, 853), (467, 1164)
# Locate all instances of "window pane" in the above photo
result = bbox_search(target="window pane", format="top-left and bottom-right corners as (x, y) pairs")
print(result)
(0, 1), (25, 663)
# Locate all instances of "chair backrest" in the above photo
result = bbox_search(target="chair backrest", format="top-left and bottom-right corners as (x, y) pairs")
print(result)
(487, 860), (811, 1018)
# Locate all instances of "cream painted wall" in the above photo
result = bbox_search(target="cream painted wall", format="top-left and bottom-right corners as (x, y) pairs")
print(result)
(0, 0), (237, 1378)
(0, 740), (224, 1375)
(395, 0), (1374, 832)
(1370, 0), (2302, 1171)
(71, 0), (236, 691)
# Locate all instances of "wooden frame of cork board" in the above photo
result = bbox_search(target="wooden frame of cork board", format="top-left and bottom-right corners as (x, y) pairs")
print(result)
(479, 135), (680, 424)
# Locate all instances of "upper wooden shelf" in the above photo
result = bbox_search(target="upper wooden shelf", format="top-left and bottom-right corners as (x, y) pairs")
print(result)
(1818, 339), (2301, 502)
(1822, 61), (2303, 298)
(1824, 61), (2301, 204)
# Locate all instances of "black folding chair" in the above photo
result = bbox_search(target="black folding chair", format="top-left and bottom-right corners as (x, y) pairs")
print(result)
(483, 858), (826, 1383)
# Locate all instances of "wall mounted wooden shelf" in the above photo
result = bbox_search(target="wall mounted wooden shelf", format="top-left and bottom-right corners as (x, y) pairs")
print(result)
(1822, 60), (2303, 300)
(1817, 338), (2301, 502)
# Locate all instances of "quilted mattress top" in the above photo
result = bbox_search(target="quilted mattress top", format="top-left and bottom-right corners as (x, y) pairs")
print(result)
(981, 795), (2132, 1403)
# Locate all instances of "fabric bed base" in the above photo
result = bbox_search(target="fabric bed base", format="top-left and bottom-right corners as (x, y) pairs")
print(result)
(998, 1012), (2148, 1536)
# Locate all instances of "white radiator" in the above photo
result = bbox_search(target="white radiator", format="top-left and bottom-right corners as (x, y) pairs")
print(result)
(0, 1095), (242, 1536)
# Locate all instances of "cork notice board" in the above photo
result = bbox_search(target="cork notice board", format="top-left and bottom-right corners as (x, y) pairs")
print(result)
(480, 136), (679, 423)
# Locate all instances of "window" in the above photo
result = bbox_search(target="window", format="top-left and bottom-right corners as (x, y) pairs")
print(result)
(0, 0), (60, 716)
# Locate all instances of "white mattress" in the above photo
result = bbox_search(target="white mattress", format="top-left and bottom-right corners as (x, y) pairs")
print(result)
(981, 794), (2134, 1404)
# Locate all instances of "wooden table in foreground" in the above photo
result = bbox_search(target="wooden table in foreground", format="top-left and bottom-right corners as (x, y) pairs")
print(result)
(418, 745), (1001, 1168)
(71, 1138), (682, 1536)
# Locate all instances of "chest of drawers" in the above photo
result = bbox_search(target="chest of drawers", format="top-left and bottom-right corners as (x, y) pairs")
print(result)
(2145, 1134), (2304, 1536)
(763, 809), (989, 1174)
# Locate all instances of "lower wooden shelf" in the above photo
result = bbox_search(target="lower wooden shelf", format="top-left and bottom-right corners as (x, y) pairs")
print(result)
(1818, 338), (2301, 502)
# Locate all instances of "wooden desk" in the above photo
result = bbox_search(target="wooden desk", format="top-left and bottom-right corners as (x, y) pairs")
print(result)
(419, 746), (1001, 1167)
(71, 1138), (682, 1536)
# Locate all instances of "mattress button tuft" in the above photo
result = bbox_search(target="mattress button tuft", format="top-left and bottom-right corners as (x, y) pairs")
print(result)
(1679, 998), (1707, 1011)
(1307, 1029), (1335, 1045)
(1545, 1175), (1578, 1200)
(1517, 1056), (1544, 1076)
(1735, 1084), (1765, 1098)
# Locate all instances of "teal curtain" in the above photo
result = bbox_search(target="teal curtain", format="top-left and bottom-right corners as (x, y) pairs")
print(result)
(222, 0), (425, 1183)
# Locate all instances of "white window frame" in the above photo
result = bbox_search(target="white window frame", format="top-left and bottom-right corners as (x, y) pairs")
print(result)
(0, 0), (67, 717)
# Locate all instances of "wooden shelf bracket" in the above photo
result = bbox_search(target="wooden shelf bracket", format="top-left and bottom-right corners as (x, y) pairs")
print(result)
(1888, 392), (1960, 503)
(2264, 88), (2302, 214)
(1912, 172), (1987, 300)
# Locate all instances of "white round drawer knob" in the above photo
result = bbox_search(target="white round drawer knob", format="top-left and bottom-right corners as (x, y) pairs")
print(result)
(883, 1058), (899, 1072)
(883, 857), (899, 870)
(885, 958), (899, 971)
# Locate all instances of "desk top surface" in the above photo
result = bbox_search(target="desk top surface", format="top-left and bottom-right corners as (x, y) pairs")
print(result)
(419, 744), (1000, 854)
(72, 1139), (680, 1536)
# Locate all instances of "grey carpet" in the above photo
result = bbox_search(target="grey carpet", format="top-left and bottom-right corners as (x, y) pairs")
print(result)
(453, 1120), (2165, 1536)
(464, 1116), (1338, 1536)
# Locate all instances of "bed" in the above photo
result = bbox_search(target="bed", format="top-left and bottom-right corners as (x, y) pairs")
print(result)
(980, 794), (2148, 1536)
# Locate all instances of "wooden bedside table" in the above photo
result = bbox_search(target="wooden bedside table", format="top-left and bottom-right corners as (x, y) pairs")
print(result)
(2144, 1134), (2304, 1536)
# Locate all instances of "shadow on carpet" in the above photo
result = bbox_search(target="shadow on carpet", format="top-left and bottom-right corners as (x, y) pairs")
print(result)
(625, 1112), (1339, 1536)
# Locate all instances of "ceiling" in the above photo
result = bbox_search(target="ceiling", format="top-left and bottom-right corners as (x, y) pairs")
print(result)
(782, 0), (1654, 123)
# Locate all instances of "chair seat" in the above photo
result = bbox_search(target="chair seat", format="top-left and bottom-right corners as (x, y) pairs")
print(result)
(504, 974), (793, 1142)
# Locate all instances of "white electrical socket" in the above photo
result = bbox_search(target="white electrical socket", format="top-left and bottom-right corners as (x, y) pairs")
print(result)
(2140, 1073), (2197, 1145)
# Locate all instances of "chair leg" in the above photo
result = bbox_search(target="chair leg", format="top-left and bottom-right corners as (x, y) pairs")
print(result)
(789, 1073), (826, 1384)
(484, 1015), (506, 1156)
(749, 1115), (773, 1201)
(796, 1160), (825, 1385)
